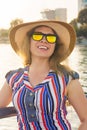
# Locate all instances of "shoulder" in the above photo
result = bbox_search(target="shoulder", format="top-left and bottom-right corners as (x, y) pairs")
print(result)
(5, 68), (24, 77)
(58, 64), (79, 79)
(5, 66), (28, 81)
(68, 71), (79, 79)
(57, 64), (79, 84)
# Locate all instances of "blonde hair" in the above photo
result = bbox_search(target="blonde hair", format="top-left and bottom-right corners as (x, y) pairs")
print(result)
(18, 35), (31, 66)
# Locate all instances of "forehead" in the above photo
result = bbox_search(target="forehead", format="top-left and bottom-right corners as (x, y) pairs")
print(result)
(34, 25), (55, 33)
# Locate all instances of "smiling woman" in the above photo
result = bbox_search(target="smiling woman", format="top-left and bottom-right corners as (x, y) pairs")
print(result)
(0, 19), (87, 130)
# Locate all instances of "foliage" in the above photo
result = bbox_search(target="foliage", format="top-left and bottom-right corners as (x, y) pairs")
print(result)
(69, 8), (87, 38)
(0, 18), (24, 42)
(8, 18), (24, 34)
(77, 24), (87, 38)
(70, 18), (78, 28)
(70, 18), (78, 34)
(10, 18), (23, 29)
(0, 29), (8, 37)
(77, 8), (87, 25)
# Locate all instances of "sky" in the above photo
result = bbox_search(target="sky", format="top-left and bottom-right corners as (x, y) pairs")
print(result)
(0, 0), (78, 29)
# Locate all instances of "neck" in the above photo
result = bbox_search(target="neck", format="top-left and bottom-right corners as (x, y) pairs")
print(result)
(29, 58), (50, 72)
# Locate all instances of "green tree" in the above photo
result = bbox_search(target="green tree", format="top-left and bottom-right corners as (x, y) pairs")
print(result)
(10, 18), (23, 29)
(79, 25), (87, 38)
(70, 18), (78, 30)
(70, 19), (77, 27)
(69, 18), (80, 36)
(0, 29), (8, 37)
(77, 8), (87, 25)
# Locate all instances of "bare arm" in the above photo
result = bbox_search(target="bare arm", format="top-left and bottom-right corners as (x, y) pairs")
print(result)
(67, 79), (87, 130)
(0, 81), (12, 107)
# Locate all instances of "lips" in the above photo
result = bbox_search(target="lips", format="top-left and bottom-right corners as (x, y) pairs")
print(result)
(38, 45), (48, 50)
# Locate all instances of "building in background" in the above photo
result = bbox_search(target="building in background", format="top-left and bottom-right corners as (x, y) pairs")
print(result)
(41, 8), (67, 22)
(55, 8), (67, 22)
(78, 0), (87, 12)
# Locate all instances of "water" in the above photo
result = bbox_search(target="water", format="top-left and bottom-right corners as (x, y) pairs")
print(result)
(68, 44), (87, 88)
(0, 43), (87, 130)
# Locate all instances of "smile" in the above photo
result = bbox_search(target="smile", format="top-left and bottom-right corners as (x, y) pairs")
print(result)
(38, 45), (48, 50)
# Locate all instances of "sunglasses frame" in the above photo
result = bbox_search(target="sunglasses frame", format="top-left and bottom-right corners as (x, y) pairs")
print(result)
(31, 32), (57, 44)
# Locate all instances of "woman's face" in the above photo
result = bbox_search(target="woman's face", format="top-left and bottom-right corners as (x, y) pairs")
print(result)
(30, 26), (57, 60)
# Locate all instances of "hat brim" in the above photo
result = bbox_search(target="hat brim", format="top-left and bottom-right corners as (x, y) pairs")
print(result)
(9, 20), (76, 62)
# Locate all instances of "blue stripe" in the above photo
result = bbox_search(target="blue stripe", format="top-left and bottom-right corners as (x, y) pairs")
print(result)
(34, 122), (42, 130)
(46, 78), (58, 130)
(42, 87), (52, 130)
(20, 87), (31, 129)
(53, 73), (69, 129)
(46, 83), (54, 113)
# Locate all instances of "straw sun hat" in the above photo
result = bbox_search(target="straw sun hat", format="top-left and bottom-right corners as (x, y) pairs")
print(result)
(9, 20), (76, 63)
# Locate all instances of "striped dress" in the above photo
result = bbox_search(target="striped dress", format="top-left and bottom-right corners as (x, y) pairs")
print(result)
(5, 66), (72, 130)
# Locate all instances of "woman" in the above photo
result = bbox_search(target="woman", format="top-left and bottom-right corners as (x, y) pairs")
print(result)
(0, 20), (87, 130)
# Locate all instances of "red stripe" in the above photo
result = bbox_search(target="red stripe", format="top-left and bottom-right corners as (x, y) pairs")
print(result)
(17, 89), (26, 130)
(14, 77), (23, 89)
(62, 76), (66, 99)
(51, 77), (64, 130)
(25, 84), (34, 92)
(10, 73), (18, 86)
(31, 122), (37, 130)
(40, 87), (48, 130)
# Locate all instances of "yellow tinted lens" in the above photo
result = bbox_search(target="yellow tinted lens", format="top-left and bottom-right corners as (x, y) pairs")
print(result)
(32, 34), (43, 41)
(47, 36), (56, 43)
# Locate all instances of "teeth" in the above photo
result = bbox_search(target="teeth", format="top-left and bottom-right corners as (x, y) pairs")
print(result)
(38, 46), (48, 50)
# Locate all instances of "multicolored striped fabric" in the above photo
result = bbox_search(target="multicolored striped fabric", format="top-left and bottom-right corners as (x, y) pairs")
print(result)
(6, 66), (72, 130)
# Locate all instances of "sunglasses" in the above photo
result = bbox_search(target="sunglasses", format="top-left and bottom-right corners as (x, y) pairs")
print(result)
(31, 32), (57, 44)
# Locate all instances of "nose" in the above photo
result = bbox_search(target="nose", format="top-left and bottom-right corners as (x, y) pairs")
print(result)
(40, 36), (47, 43)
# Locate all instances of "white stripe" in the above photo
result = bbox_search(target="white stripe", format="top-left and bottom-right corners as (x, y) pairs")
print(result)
(58, 75), (70, 129)
(35, 88), (47, 129)
(48, 77), (62, 129)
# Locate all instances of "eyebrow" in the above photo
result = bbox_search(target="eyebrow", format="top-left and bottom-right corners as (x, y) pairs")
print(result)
(32, 32), (57, 36)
